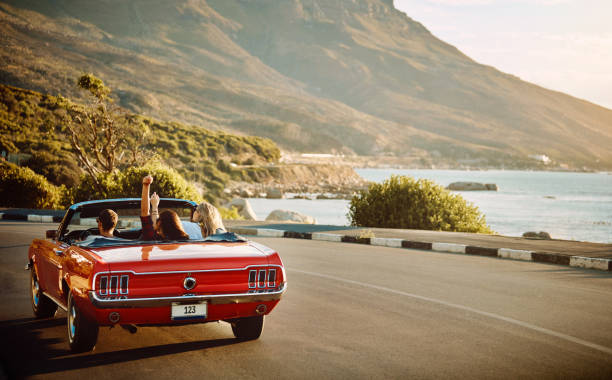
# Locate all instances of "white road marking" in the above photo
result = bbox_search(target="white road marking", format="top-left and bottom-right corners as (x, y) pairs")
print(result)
(499, 248), (533, 261)
(432, 242), (466, 253)
(256, 229), (285, 237)
(311, 233), (343, 242)
(570, 256), (610, 271)
(371, 237), (403, 248)
(291, 268), (612, 356)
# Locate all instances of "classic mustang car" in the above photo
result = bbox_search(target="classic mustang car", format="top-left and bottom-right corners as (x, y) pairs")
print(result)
(27, 198), (286, 352)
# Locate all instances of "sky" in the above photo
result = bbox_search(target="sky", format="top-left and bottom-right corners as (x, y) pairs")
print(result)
(393, 0), (612, 109)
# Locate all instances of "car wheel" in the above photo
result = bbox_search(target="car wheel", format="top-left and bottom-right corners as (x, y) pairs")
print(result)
(67, 291), (99, 352)
(231, 316), (264, 340)
(30, 267), (57, 318)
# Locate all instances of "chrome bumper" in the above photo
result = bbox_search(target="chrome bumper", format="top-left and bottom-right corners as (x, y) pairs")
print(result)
(88, 283), (287, 309)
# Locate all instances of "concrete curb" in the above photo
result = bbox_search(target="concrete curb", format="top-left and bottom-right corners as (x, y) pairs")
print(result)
(228, 227), (612, 273)
(3, 212), (609, 273)
(1, 212), (63, 223)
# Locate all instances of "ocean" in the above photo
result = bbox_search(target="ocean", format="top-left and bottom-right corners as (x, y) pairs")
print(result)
(246, 169), (612, 243)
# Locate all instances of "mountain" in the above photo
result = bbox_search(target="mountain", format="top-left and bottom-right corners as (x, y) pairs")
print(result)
(1, 0), (611, 169)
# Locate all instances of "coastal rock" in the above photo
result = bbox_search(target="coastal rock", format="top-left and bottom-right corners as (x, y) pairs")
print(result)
(265, 209), (316, 224)
(225, 164), (369, 199)
(240, 189), (255, 198)
(266, 187), (283, 199)
(447, 182), (498, 191)
(223, 198), (257, 220)
(522, 231), (552, 240)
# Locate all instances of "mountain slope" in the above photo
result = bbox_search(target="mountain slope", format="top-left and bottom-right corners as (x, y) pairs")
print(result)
(208, 0), (612, 167)
(1, 0), (611, 169)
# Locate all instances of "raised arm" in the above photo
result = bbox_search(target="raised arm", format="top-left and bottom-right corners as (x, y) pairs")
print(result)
(141, 175), (153, 217)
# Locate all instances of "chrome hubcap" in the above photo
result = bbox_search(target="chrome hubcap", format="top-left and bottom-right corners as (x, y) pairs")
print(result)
(68, 305), (76, 341)
(32, 275), (39, 306)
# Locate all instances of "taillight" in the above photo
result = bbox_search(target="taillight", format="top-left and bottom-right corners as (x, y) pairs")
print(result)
(98, 274), (130, 296)
(120, 275), (129, 294)
(268, 269), (276, 287)
(248, 270), (257, 288)
(99, 276), (108, 295)
(248, 268), (281, 290)
(110, 276), (118, 294)
(258, 270), (266, 288)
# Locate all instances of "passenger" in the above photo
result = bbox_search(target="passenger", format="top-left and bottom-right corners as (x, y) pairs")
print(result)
(97, 209), (118, 238)
(140, 175), (189, 241)
(192, 201), (226, 238)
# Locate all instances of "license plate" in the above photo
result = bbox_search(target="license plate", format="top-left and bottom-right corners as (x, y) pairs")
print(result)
(171, 302), (207, 320)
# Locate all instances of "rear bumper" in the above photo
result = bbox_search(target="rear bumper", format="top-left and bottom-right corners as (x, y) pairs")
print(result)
(88, 282), (286, 309)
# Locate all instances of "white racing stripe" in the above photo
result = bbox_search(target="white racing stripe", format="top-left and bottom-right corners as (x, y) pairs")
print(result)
(290, 268), (612, 356)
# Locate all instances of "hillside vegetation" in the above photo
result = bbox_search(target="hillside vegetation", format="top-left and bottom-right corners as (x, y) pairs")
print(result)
(1, 0), (612, 169)
(0, 83), (280, 200)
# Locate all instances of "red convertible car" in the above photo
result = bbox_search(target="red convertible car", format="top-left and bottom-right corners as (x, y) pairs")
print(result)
(27, 198), (286, 352)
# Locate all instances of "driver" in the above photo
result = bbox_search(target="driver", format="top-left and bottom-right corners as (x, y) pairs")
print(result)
(97, 209), (118, 238)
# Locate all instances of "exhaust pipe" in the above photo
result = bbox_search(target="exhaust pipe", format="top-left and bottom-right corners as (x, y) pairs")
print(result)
(108, 312), (121, 323)
(255, 304), (267, 315)
(121, 324), (138, 334)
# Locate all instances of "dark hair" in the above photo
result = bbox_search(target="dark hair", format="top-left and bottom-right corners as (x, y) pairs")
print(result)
(98, 209), (118, 231)
(158, 210), (189, 240)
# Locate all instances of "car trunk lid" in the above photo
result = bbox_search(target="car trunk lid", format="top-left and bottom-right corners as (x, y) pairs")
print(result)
(90, 242), (276, 297)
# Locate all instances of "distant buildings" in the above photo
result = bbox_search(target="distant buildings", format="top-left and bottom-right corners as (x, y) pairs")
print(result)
(528, 154), (551, 164)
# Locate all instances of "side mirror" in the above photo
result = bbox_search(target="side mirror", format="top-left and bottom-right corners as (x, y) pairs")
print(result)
(46, 230), (57, 239)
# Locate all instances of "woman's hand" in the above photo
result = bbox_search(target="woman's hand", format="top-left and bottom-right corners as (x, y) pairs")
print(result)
(150, 192), (160, 224)
(151, 192), (160, 209)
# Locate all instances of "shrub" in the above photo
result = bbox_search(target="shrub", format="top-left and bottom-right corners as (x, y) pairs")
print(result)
(348, 175), (492, 233)
(72, 163), (203, 204)
(0, 162), (65, 209)
(121, 163), (203, 203)
(218, 206), (243, 220)
(25, 151), (82, 188)
(71, 171), (123, 202)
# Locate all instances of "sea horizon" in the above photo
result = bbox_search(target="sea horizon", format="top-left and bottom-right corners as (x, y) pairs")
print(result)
(246, 169), (612, 244)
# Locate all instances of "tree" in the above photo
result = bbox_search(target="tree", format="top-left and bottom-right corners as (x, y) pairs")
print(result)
(57, 74), (150, 192)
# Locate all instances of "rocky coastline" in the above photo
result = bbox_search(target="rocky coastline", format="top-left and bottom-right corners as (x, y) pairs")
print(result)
(225, 163), (369, 200)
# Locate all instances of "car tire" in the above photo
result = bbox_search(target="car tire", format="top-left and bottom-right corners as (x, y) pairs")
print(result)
(231, 316), (264, 340)
(30, 267), (57, 318)
(67, 291), (99, 352)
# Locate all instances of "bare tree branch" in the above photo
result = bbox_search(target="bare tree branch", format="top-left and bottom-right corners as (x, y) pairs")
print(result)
(57, 74), (152, 189)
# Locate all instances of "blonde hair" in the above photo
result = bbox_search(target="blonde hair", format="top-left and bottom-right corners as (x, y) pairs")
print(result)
(194, 202), (225, 238)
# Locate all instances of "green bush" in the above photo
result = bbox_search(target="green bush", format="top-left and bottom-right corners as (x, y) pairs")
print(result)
(72, 163), (203, 204)
(218, 206), (243, 220)
(25, 151), (81, 188)
(71, 171), (123, 202)
(121, 163), (203, 203)
(0, 162), (65, 209)
(348, 175), (492, 233)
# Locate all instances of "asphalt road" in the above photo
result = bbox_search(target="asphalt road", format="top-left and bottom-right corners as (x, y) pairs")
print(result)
(1, 221), (612, 379)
